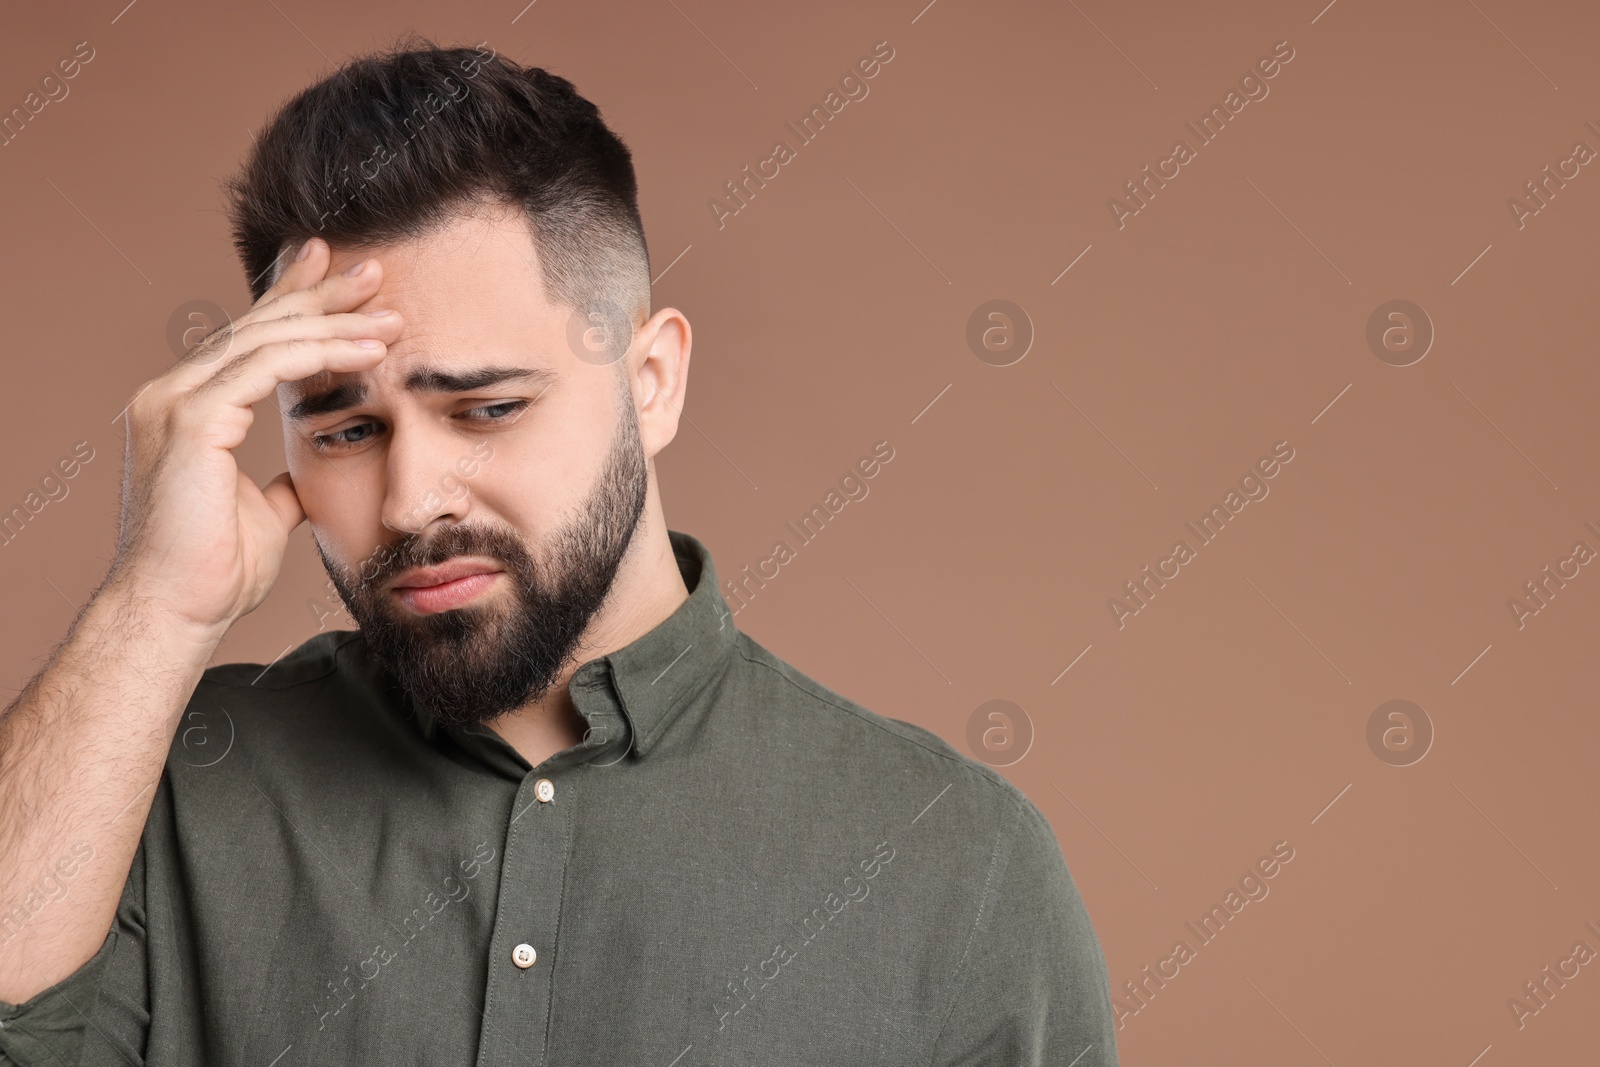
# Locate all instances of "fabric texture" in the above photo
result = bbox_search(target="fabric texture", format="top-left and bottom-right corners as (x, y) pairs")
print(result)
(0, 529), (1118, 1066)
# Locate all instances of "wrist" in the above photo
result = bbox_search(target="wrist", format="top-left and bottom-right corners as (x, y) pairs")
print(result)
(92, 574), (234, 655)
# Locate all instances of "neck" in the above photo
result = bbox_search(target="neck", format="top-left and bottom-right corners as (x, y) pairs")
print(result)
(486, 510), (688, 767)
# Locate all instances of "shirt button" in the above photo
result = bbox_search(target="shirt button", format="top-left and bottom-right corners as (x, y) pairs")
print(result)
(534, 778), (555, 803)
(512, 943), (537, 969)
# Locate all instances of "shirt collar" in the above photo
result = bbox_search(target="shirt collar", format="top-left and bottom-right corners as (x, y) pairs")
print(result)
(399, 528), (739, 761)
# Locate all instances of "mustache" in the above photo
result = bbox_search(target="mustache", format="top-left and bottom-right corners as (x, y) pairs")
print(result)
(353, 523), (532, 588)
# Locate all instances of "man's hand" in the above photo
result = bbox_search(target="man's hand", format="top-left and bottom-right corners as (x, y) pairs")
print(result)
(105, 237), (401, 637)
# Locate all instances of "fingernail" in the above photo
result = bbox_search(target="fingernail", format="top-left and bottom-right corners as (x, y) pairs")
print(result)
(356, 339), (383, 348)
(342, 258), (369, 277)
(295, 240), (313, 262)
(363, 308), (393, 316)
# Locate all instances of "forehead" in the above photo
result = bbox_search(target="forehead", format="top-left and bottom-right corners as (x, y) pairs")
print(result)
(282, 202), (564, 404)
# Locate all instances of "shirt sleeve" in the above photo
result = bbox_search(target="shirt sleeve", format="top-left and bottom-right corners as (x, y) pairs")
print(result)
(0, 840), (151, 1067)
(928, 793), (1120, 1067)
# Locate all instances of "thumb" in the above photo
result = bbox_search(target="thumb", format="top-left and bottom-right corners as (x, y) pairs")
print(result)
(258, 471), (307, 537)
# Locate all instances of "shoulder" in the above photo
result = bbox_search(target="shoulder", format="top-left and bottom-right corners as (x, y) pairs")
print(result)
(716, 633), (1099, 991)
(724, 630), (1048, 834)
(173, 629), (414, 769)
(195, 628), (362, 694)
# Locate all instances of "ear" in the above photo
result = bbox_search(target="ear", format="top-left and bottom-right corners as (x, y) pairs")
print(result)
(630, 307), (691, 460)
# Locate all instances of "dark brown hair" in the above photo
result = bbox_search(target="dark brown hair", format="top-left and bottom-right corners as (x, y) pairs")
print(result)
(223, 35), (650, 327)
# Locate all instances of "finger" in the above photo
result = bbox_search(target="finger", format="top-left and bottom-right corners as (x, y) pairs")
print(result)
(235, 256), (387, 338)
(171, 257), (388, 386)
(193, 308), (403, 370)
(257, 470), (306, 538)
(166, 238), (331, 375)
(258, 237), (330, 305)
(189, 336), (390, 420)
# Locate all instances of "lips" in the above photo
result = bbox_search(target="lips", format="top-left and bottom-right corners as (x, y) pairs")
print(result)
(390, 558), (503, 591)
(390, 559), (506, 615)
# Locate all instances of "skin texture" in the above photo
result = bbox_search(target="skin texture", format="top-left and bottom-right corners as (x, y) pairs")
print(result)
(279, 198), (695, 763)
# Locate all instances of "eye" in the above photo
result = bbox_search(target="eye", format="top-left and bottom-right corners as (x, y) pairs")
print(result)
(462, 400), (528, 420)
(310, 421), (380, 452)
(309, 401), (529, 453)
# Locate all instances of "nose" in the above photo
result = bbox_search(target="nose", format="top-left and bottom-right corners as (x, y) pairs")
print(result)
(380, 420), (476, 535)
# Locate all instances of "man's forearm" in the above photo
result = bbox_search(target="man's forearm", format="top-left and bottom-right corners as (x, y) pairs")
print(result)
(0, 582), (223, 1003)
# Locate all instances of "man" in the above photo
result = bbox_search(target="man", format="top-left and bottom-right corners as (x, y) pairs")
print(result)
(0, 39), (1118, 1066)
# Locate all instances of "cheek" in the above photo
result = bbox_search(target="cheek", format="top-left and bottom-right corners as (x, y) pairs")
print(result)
(289, 459), (349, 523)
(287, 459), (381, 562)
(470, 438), (581, 535)
(479, 401), (619, 531)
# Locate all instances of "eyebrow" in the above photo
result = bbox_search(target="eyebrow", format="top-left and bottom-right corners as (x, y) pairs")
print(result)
(287, 365), (556, 422)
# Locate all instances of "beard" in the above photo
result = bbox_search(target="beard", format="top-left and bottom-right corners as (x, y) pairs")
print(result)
(317, 395), (649, 730)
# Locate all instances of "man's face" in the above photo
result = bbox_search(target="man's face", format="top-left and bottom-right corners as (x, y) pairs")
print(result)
(278, 203), (649, 728)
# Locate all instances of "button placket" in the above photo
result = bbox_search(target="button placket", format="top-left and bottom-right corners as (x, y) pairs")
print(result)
(473, 770), (572, 1067)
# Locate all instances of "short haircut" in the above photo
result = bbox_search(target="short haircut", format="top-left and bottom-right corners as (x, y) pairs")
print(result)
(222, 35), (651, 334)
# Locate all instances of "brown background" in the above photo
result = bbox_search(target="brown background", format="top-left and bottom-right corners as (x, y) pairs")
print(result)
(3, 0), (1598, 1061)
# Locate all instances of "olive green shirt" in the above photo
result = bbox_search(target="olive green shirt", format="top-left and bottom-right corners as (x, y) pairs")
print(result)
(0, 529), (1118, 1066)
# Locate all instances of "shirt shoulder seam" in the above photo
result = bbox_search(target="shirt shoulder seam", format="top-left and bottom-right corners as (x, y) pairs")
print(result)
(195, 630), (364, 693)
(732, 640), (1034, 821)
(926, 801), (1015, 1063)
